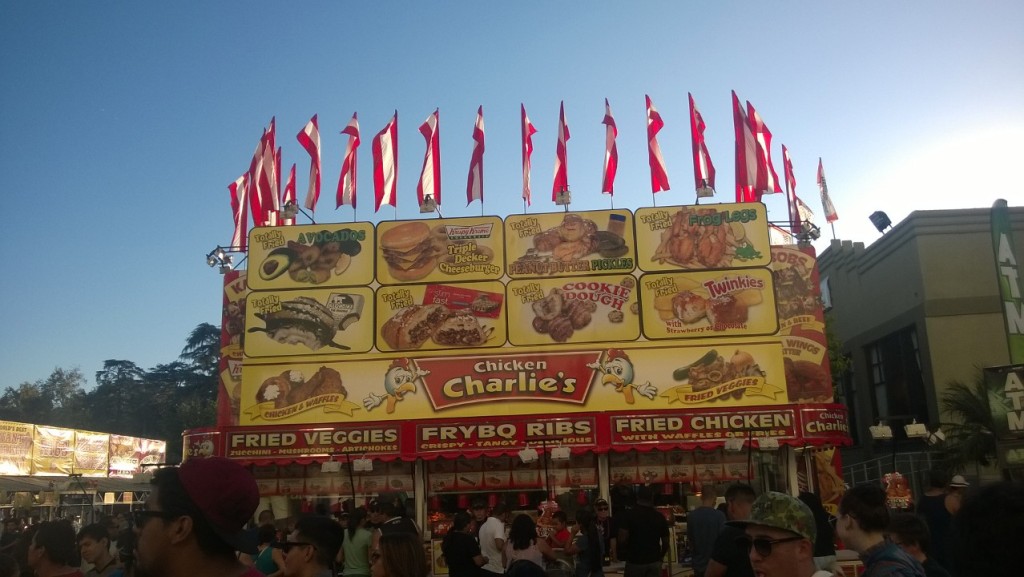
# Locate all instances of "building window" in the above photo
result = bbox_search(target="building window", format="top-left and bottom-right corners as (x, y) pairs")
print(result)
(864, 326), (928, 426)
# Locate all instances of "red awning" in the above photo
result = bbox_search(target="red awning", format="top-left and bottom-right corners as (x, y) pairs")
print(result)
(185, 403), (851, 465)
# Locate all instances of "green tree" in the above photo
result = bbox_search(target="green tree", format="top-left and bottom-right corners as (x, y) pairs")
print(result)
(941, 370), (999, 474)
(180, 322), (220, 376)
(40, 367), (87, 428)
(0, 381), (51, 423)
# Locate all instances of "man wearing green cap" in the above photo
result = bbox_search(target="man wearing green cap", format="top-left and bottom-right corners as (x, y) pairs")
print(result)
(725, 491), (834, 577)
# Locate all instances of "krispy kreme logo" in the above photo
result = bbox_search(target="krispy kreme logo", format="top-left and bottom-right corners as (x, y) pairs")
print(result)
(443, 223), (493, 240)
(416, 352), (597, 410)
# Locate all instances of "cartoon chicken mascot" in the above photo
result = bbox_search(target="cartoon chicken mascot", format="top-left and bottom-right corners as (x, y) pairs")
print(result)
(587, 349), (657, 404)
(363, 358), (429, 414)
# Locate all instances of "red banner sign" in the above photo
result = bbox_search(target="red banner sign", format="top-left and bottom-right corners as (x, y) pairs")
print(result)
(798, 407), (851, 440)
(225, 424), (402, 460)
(416, 416), (598, 453)
(610, 410), (798, 445)
(415, 351), (600, 410)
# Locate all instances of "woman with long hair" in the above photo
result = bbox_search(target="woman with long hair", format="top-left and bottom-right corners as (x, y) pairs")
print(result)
(370, 532), (426, 577)
(503, 514), (555, 575)
(441, 512), (486, 577)
(342, 509), (373, 577)
(253, 524), (285, 577)
(565, 509), (603, 577)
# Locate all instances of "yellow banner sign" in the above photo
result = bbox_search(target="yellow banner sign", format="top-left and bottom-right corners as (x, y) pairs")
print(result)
(375, 216), (504, 285)
(634, 203), (771, 272)
(247, 223), (376, 290)
(244, 287), (376, 358)
(639, 268), (779, 339)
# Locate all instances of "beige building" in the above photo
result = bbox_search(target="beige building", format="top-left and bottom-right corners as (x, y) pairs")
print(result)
(816, 205), (1024, 478)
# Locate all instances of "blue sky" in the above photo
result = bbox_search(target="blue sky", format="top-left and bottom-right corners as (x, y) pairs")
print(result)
(2, 1), (1022, 390)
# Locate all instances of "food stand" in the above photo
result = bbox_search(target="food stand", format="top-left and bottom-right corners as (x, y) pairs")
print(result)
(187, 202), (851, 569)
(0, 421), (165, 523)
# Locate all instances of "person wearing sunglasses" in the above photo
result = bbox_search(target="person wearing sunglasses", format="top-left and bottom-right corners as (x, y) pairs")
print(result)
(834, 484), (924, 577)
(592, 499), (617, 565)
(133, 457), (263, 577)
(275, 516), (344, 577)
(725, 492), (833, 577)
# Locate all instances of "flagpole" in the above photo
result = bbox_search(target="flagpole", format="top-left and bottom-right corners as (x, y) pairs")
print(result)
(831, 222), (836, 240)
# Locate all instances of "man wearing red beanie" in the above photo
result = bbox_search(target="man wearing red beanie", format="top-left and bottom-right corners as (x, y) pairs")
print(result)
(134, 457), (263, 577)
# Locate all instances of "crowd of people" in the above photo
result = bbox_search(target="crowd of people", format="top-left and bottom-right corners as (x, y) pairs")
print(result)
(685, 475), (1023, 577)
(0, 460), (1018, 577)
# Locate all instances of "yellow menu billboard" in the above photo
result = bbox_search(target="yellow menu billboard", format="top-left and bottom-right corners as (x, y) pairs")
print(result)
(245, 287), (376, 358)
(0, 421), (34, 475)
(32, 426), (75, 476)
(634, 204), (771, 271)
(247, 222), (375, 290)
(375, 216), (504, 284)
(375, 281), (507, 353)
(639, 268), (779, 339)
(241, 340), (788, 425)
(239, 203), (817, 426)
(504, 210), (636, 278)
(506, 274), (640, 346)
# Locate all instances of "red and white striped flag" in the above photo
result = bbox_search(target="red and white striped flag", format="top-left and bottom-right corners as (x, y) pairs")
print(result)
(646, 95), (670, 193)
(818, 158), (838, 222)
(336, 112), (360, 209)
(796, 196), (815, 227)
(688, 93), (715, 197)
(417, 109), (441, 208)
(747, 100), (782, 198)
(282, 164), (297, 225)
(782, 145), (801, 233)
(373, 112), (399, 212)
(229, 175), (248, 250)
(297, 114), (322, 212)
(246, 137), (264, 226)
(275, 146), (282, 207)
(466, 106), (485, 205)
(521, 104), (537, 206)
(732, 91), (759, 203)
(601, 99), (618, 195)
(551, 101), (571, 202)
(258, 120), (279, 224)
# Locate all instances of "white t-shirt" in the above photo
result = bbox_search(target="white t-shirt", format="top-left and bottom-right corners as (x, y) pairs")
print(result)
(478, 516), (506, 574)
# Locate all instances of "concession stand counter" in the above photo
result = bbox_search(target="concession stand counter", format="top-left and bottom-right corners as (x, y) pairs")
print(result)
(188, 203), (852, 560)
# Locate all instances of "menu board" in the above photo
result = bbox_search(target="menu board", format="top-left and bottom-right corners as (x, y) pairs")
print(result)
(0, 421), (34, 475)
(639, 268), (779, 339)
(375, 281), (506, 353)
(247, 223), (376, 290)
(236, 204), (842, 427)
(244, 287), (375, 358)
(32, 426), (75, 476)
(376, 217), (504, 285)
(74, 431), (110, 477)
(504, 210), (636, 278)
(507, 274), (640, 346)
(634, 204), (771, 271)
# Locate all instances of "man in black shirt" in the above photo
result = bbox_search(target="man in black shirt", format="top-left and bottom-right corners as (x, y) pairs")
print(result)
(618, 486), (669, 577)
(706, 483), (756, 577)
(441, 512), (487, 577)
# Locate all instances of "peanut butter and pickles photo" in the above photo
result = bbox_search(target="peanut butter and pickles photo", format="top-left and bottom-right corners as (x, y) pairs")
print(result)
(505, 209), (635, 279)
